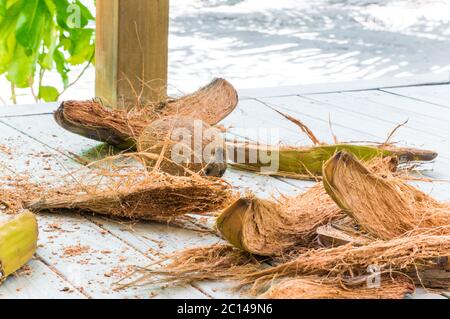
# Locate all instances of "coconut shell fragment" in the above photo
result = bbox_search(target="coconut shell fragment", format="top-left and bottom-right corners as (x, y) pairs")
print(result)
(55, 78), (238, 149)
(323, 151), (450, 240)
(137, 116), (227, 177)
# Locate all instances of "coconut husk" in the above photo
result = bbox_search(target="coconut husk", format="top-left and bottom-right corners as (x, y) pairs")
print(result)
(118, 235), (445, 295)
(240, 234), (450, 291)
(137, 116), (227, 177)
(55, 78), (238, 149)
(216, 184), (343, 256)
(116, 244), (264, 289)
(261, 276), (414, 299)
(24, 171), (234, 223)
(323, 151), (450, 240)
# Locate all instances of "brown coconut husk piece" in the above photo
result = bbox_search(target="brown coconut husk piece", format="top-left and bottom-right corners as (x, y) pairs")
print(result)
(261, 276), (414, 299)
(240, 234), (450, 291)
(25, 171), (234, 223)
(323, 151), (450, 240)
(137, 116), (227, 177)
(55, 78), (238, 149)
(116, 244), (264, 289)
(216, 184), (343, 256)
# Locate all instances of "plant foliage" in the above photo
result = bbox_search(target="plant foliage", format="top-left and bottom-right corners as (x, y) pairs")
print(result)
(0, 0), (95, 102)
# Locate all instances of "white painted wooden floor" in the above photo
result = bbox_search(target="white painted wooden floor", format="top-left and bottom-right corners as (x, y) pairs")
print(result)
(1, 76), (450, 299)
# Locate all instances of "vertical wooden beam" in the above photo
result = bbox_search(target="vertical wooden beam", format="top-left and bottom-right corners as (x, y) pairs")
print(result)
(96, 0), (169, 109)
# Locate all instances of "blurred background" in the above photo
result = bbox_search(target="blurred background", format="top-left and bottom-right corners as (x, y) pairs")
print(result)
(1, 0), (450, 104)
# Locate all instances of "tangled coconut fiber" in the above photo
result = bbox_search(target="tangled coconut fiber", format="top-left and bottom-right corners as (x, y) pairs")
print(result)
(121, 233), (450, 295)
(238, 234), (450, 291)
(261, 276), (414, 299)
(25, 171), (234, 223)
(116, 244), (264, 289)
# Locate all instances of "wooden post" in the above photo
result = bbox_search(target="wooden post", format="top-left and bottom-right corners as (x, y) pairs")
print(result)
(96, 0), (169, 109)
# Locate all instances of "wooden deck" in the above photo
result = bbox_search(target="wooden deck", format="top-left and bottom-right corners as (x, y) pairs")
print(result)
(1, 76), (450, 299)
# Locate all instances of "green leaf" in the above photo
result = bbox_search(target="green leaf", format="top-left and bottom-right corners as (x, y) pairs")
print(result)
(0, 19), (17, 74)
(0, 0), (6, 17)
(76, 0), (94, 26)
(15, 0), (48, 54)
(54, 49), (69, 88)
(43, 0), (55, 16)
(0, 0), (95, 100)
(67, 28), (94, 65)
(38, 85), (59, 102)
(6, 45), (37, 88)
(53, 0), (70, 29)
(40, 22), (58, 69)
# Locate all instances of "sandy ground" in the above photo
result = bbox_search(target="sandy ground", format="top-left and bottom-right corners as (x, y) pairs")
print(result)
(1, 0), (450, 104)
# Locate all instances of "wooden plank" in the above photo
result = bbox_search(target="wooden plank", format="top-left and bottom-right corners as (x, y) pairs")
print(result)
(0, 115), (293, 299)
(344, 90), (450, 124)
(0, 103), (57, 118)
(260, 95), (450, 161)
(239, 73), (450, 99)
(4, 90), (449, 298)
(253, 95), (406, 144)
(85, 216), (239, 298)
(383, 84), (450, 109)
(294, 94), (450, 156)
(0, 259), (86, 299)
(96, 0), (169, 108)
(221, 99), (350, 146)
(320, 92), (450, 139)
